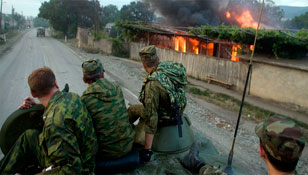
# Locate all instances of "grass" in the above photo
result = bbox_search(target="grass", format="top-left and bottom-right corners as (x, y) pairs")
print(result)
(187, 86), (308, 130)
(7, 30), (18, 39)
(0, 30), (19, 45)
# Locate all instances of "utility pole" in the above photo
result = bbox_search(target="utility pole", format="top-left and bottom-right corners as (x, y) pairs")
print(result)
(0, 0), (3, 31)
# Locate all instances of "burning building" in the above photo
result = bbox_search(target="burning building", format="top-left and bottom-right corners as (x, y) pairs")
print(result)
(119, 22), (252, 62)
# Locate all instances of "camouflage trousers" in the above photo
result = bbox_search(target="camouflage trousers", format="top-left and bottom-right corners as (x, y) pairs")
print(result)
(128, 104), (146, 146)
(0, 129), (46, 174)
(199, 165), (227, 175)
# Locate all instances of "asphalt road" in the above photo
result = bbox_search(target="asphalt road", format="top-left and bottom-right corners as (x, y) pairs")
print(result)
(0, 29), (86, 128)
(0, 29), (140, 129)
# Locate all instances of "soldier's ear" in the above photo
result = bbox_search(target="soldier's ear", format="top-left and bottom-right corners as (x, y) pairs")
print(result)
(258, 144), (266, 159)
(54, 80), (59, 89)
(30, 90), (37, 98)
(82, 77), (86, 83)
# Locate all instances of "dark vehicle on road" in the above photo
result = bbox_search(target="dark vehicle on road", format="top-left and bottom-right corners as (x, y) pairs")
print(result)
(36, 27), (45, 37)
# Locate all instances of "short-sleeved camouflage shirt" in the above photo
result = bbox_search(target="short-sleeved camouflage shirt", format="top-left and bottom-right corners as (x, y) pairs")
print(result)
(39, 91), (98, 174)
(82, 78), (135, 160)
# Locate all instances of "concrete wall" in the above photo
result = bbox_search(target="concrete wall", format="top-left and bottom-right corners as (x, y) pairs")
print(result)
(76, 27), (89, 48)
(130, 42), (308, 111)
(88, 37), (113, 54)
(130, 42), (147, 60)
(251, 63), (308, 111)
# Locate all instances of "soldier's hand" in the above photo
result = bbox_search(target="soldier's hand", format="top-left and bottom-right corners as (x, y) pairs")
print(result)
(19, 96), (36, 109)
(139, 149), (153, 164)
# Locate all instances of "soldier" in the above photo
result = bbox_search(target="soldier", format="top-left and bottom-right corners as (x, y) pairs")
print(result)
(128, 45), (187, 163)
(181, 115), (306, 175)
(81, 58), (135, 162)
(0, 67), (98, 174)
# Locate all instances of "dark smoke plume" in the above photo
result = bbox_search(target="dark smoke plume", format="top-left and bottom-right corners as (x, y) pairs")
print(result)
(143, 0), (283, 28)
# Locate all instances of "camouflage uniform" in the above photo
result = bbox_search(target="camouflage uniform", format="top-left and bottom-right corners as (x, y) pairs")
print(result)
(129, 46), (187, 143)
(255, 115), (305, 174)
(81, 59), (135, 161)
(0, 91), (98, 174)
(199, 165), (227, 175)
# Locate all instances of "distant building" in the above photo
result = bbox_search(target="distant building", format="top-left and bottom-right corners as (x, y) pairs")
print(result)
(105, 23), (115, 31)
(25, 20), (33, 28)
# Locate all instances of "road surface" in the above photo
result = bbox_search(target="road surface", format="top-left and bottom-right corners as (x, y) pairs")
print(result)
(0, 29), (307, 175)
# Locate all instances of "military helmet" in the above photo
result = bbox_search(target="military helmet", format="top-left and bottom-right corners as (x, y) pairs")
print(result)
(255, 115), (306, 161)
(139, 45), (158, 62)
(82, 58), (105, 75)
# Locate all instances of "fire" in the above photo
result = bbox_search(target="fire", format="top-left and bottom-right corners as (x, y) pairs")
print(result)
(250, 45), (254, 51)
(189, 38), (200, 54)
(231, 44), (241, 61)
(225, 10), (258, 29)
(174, 36), (186, 53)
(208, 43), (214, 56)
(225, 11), (231, 19)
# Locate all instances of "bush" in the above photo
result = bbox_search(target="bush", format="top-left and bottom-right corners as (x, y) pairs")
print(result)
(94, 31), (107, 41)
(109, 37), (129, 57)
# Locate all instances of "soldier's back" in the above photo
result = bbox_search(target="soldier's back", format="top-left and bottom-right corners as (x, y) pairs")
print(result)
(82, 78), (135, 160)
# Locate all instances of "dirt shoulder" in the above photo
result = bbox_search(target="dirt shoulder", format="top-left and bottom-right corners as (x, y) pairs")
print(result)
(0, 30), (29, 58)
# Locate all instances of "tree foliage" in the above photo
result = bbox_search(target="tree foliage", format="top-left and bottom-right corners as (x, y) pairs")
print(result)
(100, 5), (120, 27)
(189, 25), (308, 59)
(11, 13), (25, 29)
(38, 0), (100, 38)
(288, 12), (308, 29)
(120, 1), (154, 22)
(33, 17), (49, 28)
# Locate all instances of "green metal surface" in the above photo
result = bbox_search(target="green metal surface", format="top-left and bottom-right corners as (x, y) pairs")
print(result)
(0, 104), (45, 155)
(152, 115), (194, 153)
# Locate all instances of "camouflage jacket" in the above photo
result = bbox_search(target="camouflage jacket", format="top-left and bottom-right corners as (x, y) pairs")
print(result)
(139, 61), (187, 134)
(82, 78), (135, 160)
(39, 91), (98, 174)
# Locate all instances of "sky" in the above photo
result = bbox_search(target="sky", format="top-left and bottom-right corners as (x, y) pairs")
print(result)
(2, 0), (308, 17)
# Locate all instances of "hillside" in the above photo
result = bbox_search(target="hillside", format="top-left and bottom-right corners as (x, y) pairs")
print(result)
(279, 6), (308, 19)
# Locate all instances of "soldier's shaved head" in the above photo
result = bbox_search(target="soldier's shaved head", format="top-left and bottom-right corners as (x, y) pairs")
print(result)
(28, 67), (56, 98)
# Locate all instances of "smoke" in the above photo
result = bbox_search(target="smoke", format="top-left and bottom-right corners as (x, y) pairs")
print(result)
(143, 0), (282, 28)
(143, 0), (226, 26)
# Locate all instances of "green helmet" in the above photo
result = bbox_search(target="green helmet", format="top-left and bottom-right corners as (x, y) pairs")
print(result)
(255, 115), (306, 161)
(139, 45), (158, 62)
(82, 58), (104, 75)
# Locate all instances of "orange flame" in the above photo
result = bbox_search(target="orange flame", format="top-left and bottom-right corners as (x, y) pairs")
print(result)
(174, 36), (186, 53)
(225, 10), (258, 29)
(189, 38), (200, 54)
(250, 45), (254, 51)
(231, 44), (241, 61)
(225, 11), (231, 19)
(208, 43), (214, 56)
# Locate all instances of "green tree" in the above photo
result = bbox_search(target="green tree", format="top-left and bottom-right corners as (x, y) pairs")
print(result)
(11, 12), (25, 29)
(38, 0), (100, 38)
(100, 5), (120, 27)
(120, 1), (154, 22)
(33, 17), (49, 28)
(289, 11), (308, 29)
